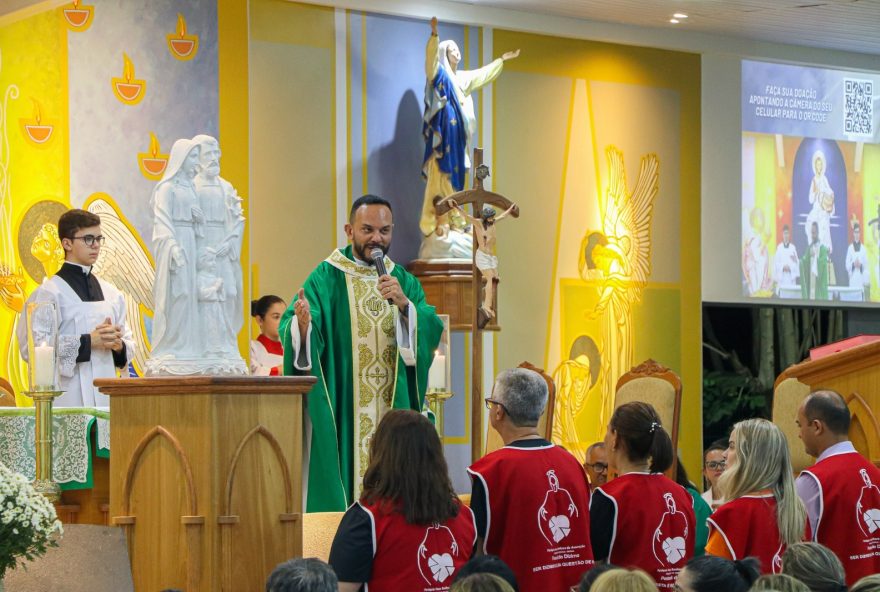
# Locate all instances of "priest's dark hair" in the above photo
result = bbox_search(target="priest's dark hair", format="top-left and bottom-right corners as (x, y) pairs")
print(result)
(251, 295), (285, 319)
(58, 208), (101, 240)
(803, 389), (850, 436)
(349, 194), (392, 222)
(361, 409), (459, 525)
(608, 401), (672, 474)
(453, 555), (519, 591)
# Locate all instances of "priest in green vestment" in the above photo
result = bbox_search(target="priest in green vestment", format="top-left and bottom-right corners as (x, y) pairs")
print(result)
(280, 194), (444, 512)
(800, 220), (830, 300)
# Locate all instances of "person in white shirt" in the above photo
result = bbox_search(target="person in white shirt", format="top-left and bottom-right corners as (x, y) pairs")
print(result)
(774, 224), (800, 295)
(846, 222), (870, 299)
(701, 440), (727, 510)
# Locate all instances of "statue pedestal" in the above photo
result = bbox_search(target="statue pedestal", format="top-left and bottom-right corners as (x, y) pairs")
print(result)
(409, 259), (499, 331)
(96, 376), (314, 592)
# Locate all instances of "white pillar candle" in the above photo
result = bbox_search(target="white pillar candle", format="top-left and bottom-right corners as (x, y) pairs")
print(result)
(428, 353), (446, 390)
(34, 342), (55, 389)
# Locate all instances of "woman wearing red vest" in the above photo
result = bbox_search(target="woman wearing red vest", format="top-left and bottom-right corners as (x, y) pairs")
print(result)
(330, 410), (476, 592)
(591, 402), (696, 590)
(705, 419), (808, 573)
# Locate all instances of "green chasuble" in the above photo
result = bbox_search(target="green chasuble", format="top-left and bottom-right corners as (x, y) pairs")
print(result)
(800, 242), (830, 300)
(280, 245), (443, 512)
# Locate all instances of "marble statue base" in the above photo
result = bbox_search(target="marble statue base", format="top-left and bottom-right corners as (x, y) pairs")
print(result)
(144, 355), (248, 377)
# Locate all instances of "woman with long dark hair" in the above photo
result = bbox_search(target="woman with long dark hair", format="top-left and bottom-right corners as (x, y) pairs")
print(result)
(330, 410), (475, 592)
(590, 402), (696, 589)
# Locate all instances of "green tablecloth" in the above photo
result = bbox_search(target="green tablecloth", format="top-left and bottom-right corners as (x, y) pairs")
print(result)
(0, 407), (109, 490)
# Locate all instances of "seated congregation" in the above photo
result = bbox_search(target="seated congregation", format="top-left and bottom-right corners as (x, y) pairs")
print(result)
(268, 372), (880, 592)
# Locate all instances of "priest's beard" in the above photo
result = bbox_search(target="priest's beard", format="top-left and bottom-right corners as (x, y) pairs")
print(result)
(352, 238), (389, 263)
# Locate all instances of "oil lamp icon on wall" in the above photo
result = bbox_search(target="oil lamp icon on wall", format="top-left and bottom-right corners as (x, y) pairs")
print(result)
(19, 98), (55, 147)
(138, 132), (170, 180)
(61, 0), (94, 32)
(167, 13), (199, 61)
(111, 53), (146, 106)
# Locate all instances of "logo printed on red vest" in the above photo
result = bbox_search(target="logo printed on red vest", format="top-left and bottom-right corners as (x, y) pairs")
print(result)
(651, 493), (690, 566)
(857, 468), (880, 536)
(537, 469), (580, 546)
(417, 523), (461, 585)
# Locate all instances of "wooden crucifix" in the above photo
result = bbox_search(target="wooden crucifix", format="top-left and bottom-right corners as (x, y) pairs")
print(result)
(434, 148), (519, 462)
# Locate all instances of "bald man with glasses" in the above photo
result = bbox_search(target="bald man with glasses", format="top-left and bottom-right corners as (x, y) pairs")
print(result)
(18, 209), (133, 407)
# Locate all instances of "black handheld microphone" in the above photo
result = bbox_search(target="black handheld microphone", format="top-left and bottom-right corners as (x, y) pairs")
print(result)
(370, 247), (394, 305)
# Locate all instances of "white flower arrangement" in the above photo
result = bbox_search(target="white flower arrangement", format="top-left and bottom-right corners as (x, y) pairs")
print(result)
(0, 463), (63, 578)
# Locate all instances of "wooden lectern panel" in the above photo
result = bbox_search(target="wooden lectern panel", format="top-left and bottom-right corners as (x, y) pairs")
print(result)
(773, 340), (880, 472)
(97, 376), (313, 592)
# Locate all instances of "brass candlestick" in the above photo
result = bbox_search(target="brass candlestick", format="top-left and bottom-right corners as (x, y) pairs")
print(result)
(26, 389), (63, 502)
(425, 389), (454, 442)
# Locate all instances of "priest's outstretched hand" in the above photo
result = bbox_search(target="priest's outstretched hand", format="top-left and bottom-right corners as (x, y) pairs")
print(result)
(377, 275), (409, 313)
(294, 288), (311, 341)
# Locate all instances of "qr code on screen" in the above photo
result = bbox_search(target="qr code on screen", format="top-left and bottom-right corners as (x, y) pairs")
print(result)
(844, 78), (873, 137)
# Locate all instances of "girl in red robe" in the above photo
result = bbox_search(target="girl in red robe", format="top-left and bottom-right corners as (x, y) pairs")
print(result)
(249, 295), (285, 376)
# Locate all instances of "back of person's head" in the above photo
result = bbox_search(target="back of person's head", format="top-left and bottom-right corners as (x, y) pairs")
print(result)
(750, 574), (811, 592)
(58, 208), (101, 240)
(717, 418), (805, 546)
(781, 542), (846, 592)
(251, 294), (285, 318)
(450, 572), (516, 592)
(681, 555), (760, 592)
(850, 574), (880, 592)
(579, 563), (621, 592)
(361, 409), (457, 524)
(493, 368), (548, 427)
(266, 558), (337, 592)
(803, 390), (850, 436)
(590, 568), (656, 592)
(608, 401), (673, 473)
(453, 555), (518, 591)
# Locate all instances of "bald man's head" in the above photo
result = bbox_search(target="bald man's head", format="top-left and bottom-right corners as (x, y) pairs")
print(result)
(803, 390), (850, 436)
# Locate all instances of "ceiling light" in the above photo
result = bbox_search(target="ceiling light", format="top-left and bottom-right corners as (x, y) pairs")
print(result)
(673, 13), (688, 18)
(669, 18), (680, 23)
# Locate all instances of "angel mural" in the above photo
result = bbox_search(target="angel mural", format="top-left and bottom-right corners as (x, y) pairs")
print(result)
(551, 335), (601, 462)
(578, 146), (659, 436)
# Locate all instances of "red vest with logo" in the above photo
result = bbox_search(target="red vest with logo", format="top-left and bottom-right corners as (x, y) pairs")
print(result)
(596, 473), (695, 590)
(468, 443), (594, 592)
(359, 498), (476, 592)
(802, 451), (880, 585)
(707, 495), (794, 574)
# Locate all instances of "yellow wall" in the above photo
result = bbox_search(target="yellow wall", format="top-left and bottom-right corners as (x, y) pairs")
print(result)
(249, 0), (336, 306)
(492, 30), (702, 471)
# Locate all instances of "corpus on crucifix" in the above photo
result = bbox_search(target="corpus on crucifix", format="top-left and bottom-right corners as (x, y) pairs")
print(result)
(434, 148), (519, 461)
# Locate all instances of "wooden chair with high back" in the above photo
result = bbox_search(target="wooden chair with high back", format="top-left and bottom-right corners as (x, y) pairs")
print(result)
(845, 391), (880, 467)
(0, 377), (16, 407)
(484, 362), (556, 457)
(614, 359), (683, 479)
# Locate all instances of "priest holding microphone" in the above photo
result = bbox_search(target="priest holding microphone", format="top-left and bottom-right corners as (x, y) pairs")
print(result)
(280, 194), (443, 512)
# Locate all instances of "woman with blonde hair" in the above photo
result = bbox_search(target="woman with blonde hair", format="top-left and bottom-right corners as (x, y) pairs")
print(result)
(781, 542), (845, 592)
(590, 568), (657, 592)
(750, 574), (811, 592)
(850, 575), (880, 592)
(706, 419), (807, 573)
